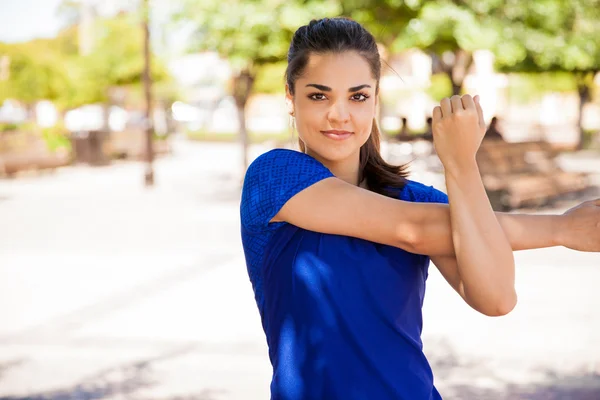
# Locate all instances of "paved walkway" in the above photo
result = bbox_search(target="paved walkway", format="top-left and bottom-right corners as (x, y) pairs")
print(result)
(0, 139), (599, 399)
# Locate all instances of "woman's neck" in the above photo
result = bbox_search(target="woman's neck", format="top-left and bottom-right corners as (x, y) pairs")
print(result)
(307, 149), (362, 187)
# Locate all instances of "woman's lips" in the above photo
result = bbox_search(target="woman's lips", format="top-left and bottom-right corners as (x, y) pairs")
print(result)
(321, 130), (353, 140)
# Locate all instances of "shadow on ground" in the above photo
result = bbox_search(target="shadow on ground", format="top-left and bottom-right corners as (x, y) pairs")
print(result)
(0, 346), (228, 400)
(0, 360), (26, 381)
(3, 341), (599, 400)
(444, 375), (600, 400)
(428, 339), (600, 400)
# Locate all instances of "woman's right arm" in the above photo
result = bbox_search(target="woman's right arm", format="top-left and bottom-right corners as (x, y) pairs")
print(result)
(273, 176), (454, 255)
(274, 178), (600, 255)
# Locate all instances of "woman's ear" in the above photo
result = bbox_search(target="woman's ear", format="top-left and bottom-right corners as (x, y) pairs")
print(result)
(285, 84), (295, 116)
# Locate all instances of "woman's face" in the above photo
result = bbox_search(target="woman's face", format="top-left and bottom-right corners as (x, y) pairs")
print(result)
(286, 51), (378, 164)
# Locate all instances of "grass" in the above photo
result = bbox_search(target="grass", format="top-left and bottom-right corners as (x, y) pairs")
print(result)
(186, 130), (293, 144)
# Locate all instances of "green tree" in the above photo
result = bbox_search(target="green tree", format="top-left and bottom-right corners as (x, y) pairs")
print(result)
(339, 0), (419, 49)
(390, 0), (501, 95)
(0, 42), (71, 119)
(174, 0), (341, 171)
(0, 14), (170, 113)
(491, 0), (600, 148)
(63, 13), (170, 110)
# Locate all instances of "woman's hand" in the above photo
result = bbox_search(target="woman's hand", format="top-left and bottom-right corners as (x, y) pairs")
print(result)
(432, 94), (485, 175)
(559, 199), (600, 252)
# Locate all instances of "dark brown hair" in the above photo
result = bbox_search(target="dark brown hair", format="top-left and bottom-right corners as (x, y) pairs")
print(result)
(285, 17), (409, 197)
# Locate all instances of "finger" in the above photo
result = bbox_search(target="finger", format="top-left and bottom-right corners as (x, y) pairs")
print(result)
(450, 95), (463, 113)
(461, 94), (475, 110)
(474, 95), (485, 129)
(440, 98), (452, 118)
(432, 106), (442, 122)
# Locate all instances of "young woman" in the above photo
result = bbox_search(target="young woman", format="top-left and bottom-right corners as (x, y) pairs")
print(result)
(240, 17), (600, 400)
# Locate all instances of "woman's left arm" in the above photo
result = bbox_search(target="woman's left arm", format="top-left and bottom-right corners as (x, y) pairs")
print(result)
(431, 95), (516, 317)
(431, 198), (600, 315)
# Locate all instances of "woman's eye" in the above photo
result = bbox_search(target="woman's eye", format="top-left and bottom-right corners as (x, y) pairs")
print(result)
(308, 93), (369, 102)
(352, 93), (369, 102)
(309, 93), (326, 101)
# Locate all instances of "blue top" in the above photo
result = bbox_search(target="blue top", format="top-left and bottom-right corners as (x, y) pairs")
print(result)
(241, 149), (448, 400)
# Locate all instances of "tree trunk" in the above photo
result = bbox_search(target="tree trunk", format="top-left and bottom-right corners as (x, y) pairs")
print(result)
(237, 103), (249, 172)
(102, 102), (110, 134)
(142, 0), (154, 186)
(437, 49), (473, 97)
(26, 103), (37, 125)
(447, 71), (462, 96)
(232, 70), (255, 174)
(575, 72), (593, 150)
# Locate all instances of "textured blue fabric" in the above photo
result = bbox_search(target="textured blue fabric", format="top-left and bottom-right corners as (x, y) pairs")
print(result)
(240, 149), (449, 400)
(241, 149), (335, 309)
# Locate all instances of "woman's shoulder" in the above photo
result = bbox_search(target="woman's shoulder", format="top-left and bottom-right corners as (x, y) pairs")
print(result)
(245, 147), (332, 180)
(240, 148), (334, 232)
(398, 179), (448, 204)
(249, 148), (315, 167)
(243, 148), (333, 192)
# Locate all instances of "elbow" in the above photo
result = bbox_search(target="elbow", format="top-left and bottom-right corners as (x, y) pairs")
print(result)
(480, 258), (517, 317)
(395, 221), (423, 254)
(479, 290), (518, 317)
(465, 283), (517, 317)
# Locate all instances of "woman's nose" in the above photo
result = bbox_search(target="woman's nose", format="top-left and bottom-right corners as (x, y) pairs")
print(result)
(327, 101), (350, 123)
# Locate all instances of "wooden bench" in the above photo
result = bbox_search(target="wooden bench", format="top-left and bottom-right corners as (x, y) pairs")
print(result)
(108, 129), (171, 160)
(0, 132), (72, 177)
(476, 140), (590, 210)
(0, 149), (71, 177)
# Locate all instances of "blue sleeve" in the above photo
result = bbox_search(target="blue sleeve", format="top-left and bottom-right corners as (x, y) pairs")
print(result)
(399, 180), (449, 204)
(425, 185), (448, 204)
(240, 149), (335, 232)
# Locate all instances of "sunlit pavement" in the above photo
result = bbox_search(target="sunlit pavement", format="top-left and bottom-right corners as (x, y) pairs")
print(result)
(0, 138), (599, 399)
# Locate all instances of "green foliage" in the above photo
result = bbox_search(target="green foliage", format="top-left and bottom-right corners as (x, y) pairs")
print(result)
(339, 0), (419, 47)
(492, 0), (600, 74)
(391, 1), (499, 55)
(254, 62), (287, 94)
(175, 0), (341, 73)
(0, 13), (171, 112)
(505, 72), (577, 104)
(61, 14), (170, 109)
(41, 124), (71, 152)
(426, 73), (453, 102)
(0, 123), (21, 132)
(0, 42), (71, 106)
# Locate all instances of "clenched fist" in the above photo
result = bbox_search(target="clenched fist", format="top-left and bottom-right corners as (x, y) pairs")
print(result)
(432, 94), (486, 174)
(559, 199), (600, 252)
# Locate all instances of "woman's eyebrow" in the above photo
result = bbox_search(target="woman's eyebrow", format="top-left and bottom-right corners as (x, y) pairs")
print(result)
(305, 84), (372, 92)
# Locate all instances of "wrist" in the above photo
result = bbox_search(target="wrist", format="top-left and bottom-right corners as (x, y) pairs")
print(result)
(551, 214), (568, 247)
(443, 158), (479, 181)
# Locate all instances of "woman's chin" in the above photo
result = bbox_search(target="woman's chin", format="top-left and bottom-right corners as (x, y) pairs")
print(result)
(309, 144), (359, 163)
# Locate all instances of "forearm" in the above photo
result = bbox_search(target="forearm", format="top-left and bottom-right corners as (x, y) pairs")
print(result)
(409, 202), (564, 256)
(496, 212), (562, 251)
(443, 163), (516, 315)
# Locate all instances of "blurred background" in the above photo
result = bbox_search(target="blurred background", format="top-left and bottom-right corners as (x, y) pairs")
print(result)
(0, 0), (599, 399)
